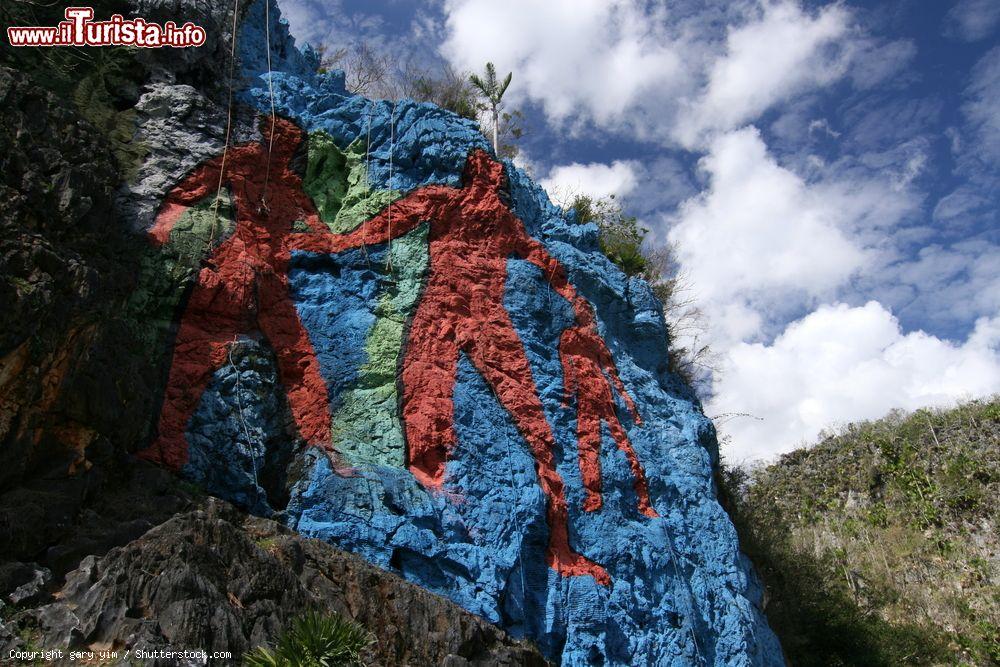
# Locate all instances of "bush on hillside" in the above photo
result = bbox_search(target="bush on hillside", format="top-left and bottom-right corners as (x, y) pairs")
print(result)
(719, 398), (1000, 666)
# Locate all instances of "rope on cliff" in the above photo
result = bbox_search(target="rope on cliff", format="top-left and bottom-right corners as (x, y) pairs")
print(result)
(361, 99), (373, 266)
(385, 101), (395, 274)
(501, 427), (530, 614)
(546, 263), (553, 311)
(474, 345), (529, 613)
(260, 0), (277, 212)
(209, 0), (241, 248)
(659, 502), (706, 665)
(228, 335), (263, 506)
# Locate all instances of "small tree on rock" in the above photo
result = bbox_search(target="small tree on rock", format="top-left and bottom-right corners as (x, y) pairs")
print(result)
(469, 62), (512, 155)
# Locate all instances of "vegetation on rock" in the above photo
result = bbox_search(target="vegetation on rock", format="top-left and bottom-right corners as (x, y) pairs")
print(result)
(244, 612), (373, 667)
(720, 398), (1000, 666)
(566, 193), (714, 392)
(568, 194), (652, 279)
(469, 62), (514, 156)
(316, 46), (523, 158)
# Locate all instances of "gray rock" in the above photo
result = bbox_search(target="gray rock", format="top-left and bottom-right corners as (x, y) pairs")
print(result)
(29, 498), (547, 666)
(31, 602), (83, 648)
(118, 82), (228, 231)
(0, 562), (52, 606)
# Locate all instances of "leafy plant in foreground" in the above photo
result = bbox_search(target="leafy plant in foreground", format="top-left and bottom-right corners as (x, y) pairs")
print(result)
(244, 612), (373, 667)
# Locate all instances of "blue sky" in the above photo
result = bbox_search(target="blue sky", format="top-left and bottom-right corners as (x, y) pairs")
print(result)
(278, 0), (999, 461)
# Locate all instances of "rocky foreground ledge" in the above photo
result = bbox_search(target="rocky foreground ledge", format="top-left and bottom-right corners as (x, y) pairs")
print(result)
(1, 485), (546, 666)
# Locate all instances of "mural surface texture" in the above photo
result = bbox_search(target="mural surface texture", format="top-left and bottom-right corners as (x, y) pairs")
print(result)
(133, 1), (785, 664)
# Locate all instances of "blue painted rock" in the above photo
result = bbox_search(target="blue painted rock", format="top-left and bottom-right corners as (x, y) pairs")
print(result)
(135, 1), (785, 664)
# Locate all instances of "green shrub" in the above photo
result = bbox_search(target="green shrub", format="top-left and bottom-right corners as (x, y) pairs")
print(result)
(567, 194), (651, 278)
(244, 612), (374, 667)
(718, 398), (1000, 666)
(564, 193), (715, 392)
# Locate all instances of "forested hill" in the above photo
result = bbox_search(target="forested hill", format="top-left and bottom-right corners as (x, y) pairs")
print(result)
(722, 398), (999, 666)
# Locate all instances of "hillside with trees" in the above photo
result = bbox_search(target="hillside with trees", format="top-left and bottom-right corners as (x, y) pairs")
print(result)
(721, 398), (999, 666)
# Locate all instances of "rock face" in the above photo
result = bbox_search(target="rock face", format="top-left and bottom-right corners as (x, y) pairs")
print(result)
(1, 0), (783, 664)
(28, 498), (545, 666)
(0, 65), (135, 489)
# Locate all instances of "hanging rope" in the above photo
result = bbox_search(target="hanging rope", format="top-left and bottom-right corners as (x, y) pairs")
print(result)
(653, 433), (706, 666)
(500, 427), (531, 616)
(385, 101), (396, 273)
(661, 521), (706, 665)
(229, 335), (262, 505)
(361, 100), (373, 266)
(209, 0), (240, 248)
(260, 0), (277, 212)
(546, 263), (554, 311)
(472, 344), (529, 615)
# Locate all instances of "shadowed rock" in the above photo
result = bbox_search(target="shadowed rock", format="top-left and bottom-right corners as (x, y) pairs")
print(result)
(26, 498), (547, 666)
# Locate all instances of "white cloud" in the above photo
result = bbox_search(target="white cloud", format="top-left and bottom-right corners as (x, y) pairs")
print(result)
(657, 125), (992, 462)
(287, 0), (908, 152)
(944, 0), (1000, 42)
(439, 0), (875, 147)
(539, 160), (639, 206)
(933, 186), (991, 223)
(279, 0), (388, 52)
(808, 118), (840, 139)
(662, 126), (929, 343)
(440, 0), (686, 128)
(845, 37), (917, 91)
(962, 46), (1000, 167)
(666, 128), (866, 332)
(656, 126), (995, 462)
(674, 2), (850, 146)
(880, 240), (1000, 333)
(712, 302), (1000, 461)
(278, 0), (331, 48)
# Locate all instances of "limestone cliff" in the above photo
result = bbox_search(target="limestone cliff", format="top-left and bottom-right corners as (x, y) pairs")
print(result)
(0, 1), (783, 664)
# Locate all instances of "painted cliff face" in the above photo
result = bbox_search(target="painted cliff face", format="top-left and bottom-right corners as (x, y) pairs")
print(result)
(126, 1), (784, 664)
(140, 117), (332, 472)
(143, 115), (658, 587)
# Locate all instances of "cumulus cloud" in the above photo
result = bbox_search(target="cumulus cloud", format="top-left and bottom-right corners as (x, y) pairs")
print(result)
(673, 2), (850, 147)
(662, 125), (932, 337)
(668, 127), (865, 301)
(712, 302), (1000, 461)
(438, 0), (883, 147)
(666, 128), (858, 338)
(961, 46), (1000, 167)
(658, 126), (994, 462)
(944, 0), (1000, 42)
(539, 160), (639, 206)
(440, 0), (686, 128)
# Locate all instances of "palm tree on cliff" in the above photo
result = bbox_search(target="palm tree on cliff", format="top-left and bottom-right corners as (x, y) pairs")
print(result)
(469, 62), (512, 155)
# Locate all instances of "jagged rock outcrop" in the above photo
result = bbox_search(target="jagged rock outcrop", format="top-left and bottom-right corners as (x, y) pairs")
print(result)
(21, 498), (546, 665)
(0, 65), (130, 488)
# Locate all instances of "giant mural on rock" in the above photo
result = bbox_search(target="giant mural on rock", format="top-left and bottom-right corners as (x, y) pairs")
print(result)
(130, 1), (784, 664)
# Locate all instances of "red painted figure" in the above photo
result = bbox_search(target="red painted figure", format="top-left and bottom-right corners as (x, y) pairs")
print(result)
(559, 326), (658, 518)
(289, 148), (655, 585)
(142, 116), (332, 471)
